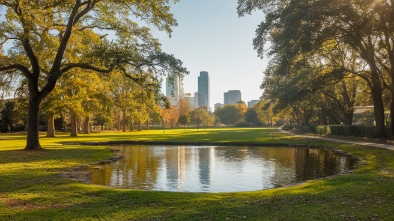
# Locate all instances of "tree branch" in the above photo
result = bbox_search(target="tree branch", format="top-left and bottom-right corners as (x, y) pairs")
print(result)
(60, 63), (113, 74)
(0, 63), (32, 78)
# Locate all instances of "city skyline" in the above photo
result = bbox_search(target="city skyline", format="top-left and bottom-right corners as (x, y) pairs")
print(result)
(157, 0), (267, 110)
(165, 73), (259, 111)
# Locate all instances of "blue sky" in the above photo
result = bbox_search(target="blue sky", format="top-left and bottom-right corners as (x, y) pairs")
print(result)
(154, 0), (268, 109)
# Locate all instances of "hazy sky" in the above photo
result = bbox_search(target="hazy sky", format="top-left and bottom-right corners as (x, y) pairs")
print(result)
(153, 0), (268, 109)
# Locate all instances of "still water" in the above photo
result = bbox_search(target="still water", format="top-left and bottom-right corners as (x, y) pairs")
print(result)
(89, 145), (357, 192)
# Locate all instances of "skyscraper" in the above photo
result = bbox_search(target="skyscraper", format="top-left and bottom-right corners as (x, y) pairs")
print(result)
(248, 100), (260, 107)
(224, 90), (241, 105)
(166, 75), (184, 106)
(198, 71), (210, 110)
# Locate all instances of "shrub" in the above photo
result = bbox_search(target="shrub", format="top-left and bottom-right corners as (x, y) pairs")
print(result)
(306, 125), (376, 137)
(234, 122), (251, 127)
(282, 124), (294, 130)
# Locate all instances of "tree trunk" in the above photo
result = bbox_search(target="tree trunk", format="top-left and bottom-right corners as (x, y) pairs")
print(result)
(146, 120), (149, 130)
(47, 114), (55, 137)
(83, 116), (89, 134)
(117, 113), (121, 131)
(70, 113), (78, 137)
(138, 120), (141, 131)
(122, 109), (126, 132)
(370, 85), (386, 137)
(25, 96), (42, 150)
(362, 48), (386, 138)
(344, 112), (353, 126)
(367, 63), (386, 137)
(130, 117), (134, 131)
(77, 118), (82, 133)
(390, 99), (394, 137)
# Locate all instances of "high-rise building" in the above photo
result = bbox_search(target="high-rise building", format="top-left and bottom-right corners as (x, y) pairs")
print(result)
(248, 100), (260, 107)
(198, 71), (210, 110)
(184, 93), (196, 109)
(166, 75), (184, 106)
(194, 92), (199, 109)
(224, 90), (241, 105)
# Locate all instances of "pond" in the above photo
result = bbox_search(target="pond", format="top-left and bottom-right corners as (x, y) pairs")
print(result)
(89, 145), (357, 192)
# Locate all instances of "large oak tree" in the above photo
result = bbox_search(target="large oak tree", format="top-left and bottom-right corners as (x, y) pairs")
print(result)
(0, 0), (187, 149)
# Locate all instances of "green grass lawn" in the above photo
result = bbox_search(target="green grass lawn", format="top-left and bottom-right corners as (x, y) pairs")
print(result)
(0, 128), (393, 220)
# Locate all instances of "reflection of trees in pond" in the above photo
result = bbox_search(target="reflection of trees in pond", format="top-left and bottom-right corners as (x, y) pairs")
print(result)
(91, 146), (163, 189)
(121, 146), (162, 189)
(89, 145), (356, 191)
(214, 146), (249, 161)
(248, 147), (296, 167)
(294, 148), (349, 181)
(213, 147), (353, 186)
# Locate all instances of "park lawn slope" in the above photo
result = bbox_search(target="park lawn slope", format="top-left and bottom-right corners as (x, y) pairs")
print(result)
(0, 128), (393, 220)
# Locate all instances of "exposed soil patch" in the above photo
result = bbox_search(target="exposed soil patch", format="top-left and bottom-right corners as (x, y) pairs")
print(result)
(58, 148), (123, 184)
(1, 194), (36, 210)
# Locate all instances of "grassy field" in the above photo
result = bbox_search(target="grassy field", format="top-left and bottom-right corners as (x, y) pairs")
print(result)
(0, 128), (393, 220)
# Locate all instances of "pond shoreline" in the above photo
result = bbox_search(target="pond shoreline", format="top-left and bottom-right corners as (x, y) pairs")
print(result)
(60, 141), (364, 191)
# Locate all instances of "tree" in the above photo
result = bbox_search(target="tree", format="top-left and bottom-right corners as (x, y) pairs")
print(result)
(238, 0), (393, 137)
(215, 105), (242, 126)
(41, 85), (64, 137)
(244, 108), (262, 126)
(0, 1), (187, 150)
(178, 97), (192, 116)
(190, 107), (210, 129)
(178, 114), (191, 128)
(236, 100), (248, 122)
(177, 97), (192, 128)
(0, 101), (17, 132)
(162, 105), (179, 128)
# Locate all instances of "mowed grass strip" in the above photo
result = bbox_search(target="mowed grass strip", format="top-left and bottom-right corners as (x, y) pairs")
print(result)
(0, 128), (393, 220)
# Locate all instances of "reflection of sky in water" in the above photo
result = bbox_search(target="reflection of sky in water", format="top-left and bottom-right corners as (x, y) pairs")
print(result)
(89, 146), (357, 193)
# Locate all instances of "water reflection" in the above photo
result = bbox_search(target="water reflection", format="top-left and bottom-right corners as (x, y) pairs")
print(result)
(89, 146), (356, 192)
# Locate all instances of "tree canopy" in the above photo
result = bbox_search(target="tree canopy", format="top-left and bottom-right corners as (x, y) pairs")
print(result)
(238, 0), (394, 137)
(0, 0), (188, 149)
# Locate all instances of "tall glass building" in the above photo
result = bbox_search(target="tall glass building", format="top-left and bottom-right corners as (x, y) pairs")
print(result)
(198, 71), (210, 110)
(166, 75), (184, 106)
(224, 90), (241, 105)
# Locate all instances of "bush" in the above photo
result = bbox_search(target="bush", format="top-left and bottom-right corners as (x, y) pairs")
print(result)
(234, 122), (252, 127)
(310, 125), (331, 135)
(306, 125), (376, 137)
(282, 124), (294, 130)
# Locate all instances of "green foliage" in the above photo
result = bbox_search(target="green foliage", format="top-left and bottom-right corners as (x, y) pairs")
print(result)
(310, 125), (376, 137)
(239, 0), (393, 137)
(0, 0), (188, 149)
(234, 121), (252, 127)
(178, 114), (191, 127)
(215, 105), (242, 126)
(0, 101), (25, 132)
(244, 108), (262, 126)
(282, 124), (294, 130)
